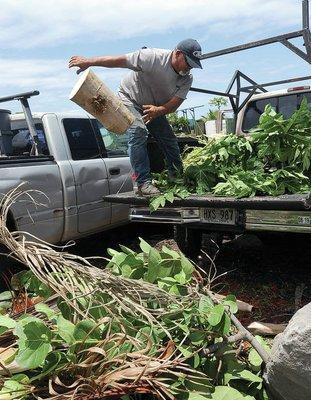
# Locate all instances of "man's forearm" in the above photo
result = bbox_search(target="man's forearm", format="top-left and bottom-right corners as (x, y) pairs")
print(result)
(87, 55), (127, 68)
(158, 97), (184, 115)
(142, 97), (185, 123)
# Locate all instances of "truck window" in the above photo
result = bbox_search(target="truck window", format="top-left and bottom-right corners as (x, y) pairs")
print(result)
(9, 123), (49, 157)
(242, 92), (311, 132)
(243, 97), (278, 131)
(92, 120), (129, 158)
(298, 92), (311, 106)
(63, 118), (103, 160)
(278, 94), (298, 119)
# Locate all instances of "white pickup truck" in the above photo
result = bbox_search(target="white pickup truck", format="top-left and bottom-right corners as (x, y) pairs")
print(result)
(0, 92), (132, 252)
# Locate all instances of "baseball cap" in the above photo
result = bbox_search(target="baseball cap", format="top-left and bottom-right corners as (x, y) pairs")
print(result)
(176, 38), (203, 69)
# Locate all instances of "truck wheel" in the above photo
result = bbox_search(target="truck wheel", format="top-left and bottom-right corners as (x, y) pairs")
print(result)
(173, 225), (202, 257)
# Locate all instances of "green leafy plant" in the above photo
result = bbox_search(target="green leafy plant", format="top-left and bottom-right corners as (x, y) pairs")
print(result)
(0, 239), (271, 399)
(167, 112), (191, 134)
(150, 99), (311, 209)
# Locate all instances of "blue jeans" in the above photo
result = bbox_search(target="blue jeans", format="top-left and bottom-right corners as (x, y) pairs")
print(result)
(127, 115), (183, 186)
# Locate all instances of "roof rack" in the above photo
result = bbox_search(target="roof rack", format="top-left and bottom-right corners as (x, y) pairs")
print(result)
(199, 0), (311, 64)
(189, 0), (311, 125)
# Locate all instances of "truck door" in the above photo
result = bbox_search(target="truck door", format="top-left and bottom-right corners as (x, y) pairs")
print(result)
(92, 121), (133, 224)
(7, 118), (64, 244)
(62, 117), (111, 234)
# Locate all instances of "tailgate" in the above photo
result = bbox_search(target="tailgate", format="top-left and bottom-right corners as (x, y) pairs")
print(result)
(103, 192), (311, 211)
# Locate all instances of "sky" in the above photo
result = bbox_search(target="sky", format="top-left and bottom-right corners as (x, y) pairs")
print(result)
(1, 0), (311, 119)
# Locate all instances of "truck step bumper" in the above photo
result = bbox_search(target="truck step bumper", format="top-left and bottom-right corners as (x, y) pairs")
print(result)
(246, 210), (311, 233)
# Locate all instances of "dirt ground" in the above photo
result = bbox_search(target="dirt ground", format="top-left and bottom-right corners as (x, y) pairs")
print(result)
(71, 223), (311, 327)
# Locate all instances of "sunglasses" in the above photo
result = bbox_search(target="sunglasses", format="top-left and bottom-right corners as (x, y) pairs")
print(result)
(182, 52), (193, 69)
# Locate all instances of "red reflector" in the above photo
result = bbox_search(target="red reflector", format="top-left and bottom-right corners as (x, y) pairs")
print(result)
(287, 86), (310, 92)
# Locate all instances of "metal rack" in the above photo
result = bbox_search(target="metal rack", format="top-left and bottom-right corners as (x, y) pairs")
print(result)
(190, 0), (311, 125)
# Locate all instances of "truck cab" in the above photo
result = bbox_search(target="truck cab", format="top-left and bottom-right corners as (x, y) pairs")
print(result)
(1, 107), (133, 246)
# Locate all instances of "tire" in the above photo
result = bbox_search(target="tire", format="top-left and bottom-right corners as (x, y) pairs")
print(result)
(173, 225), (203, 257)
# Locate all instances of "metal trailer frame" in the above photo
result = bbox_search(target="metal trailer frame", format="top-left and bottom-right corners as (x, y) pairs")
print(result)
(0, 90), (41, 156)
(190, 0), (311, 129)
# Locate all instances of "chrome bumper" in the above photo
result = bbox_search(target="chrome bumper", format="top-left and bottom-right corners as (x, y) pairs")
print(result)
(246, 210), (311, 233)
(130, 207), (200, 224)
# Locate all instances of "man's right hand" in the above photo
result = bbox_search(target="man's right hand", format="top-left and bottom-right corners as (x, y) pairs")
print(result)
(69, 56), (91, 74)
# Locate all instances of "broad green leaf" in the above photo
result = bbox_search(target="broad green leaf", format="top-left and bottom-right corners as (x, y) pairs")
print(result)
(150, 195), (166, 211)
(188, 393), (210, 400)
(139, 237), (152, 253)
(34, 303), (57, 320)
(31, 351), (65, 382)
(221, 313), (231, 335)
(198, 295), (213, 314)
(73, 320), (101, 341)
(161, 246), (180, 259)
(119, 245), (135, 254)
(14, 321), (53, 369)
(174, 270), (187, 284)
(0, 315), (16, 331)
(121, 264), (133, 277)
(180, 254), (194, 276)
(56, 316), (75, 345)
(211, 386), (255, 399)
(224, 369), (263, 385)
(0, 291), (12, 301)
(0, 374), (30, 399)
(248, 348), (263, 369)
(165, 191), (175, 203)
(145, 247), (161, 283)
(223, 299), (238, 314)
(189, 331), (205, 345)
(208, 304), (225, 326)
(248, 336), (270, 371)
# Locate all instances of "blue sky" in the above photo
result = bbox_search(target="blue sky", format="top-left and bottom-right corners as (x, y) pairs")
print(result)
(1, 0), (310, 119)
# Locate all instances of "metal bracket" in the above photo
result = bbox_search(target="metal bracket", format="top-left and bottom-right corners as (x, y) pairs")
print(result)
(0, 90), (41, 156)
(190, 69), (311, 132)
(198, 0), (311, 64)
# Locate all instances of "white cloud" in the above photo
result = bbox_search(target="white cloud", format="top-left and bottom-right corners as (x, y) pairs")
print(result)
(0, 58), (126, 111)
(1, 0), (302, 49)
(1, 1), (309, 113)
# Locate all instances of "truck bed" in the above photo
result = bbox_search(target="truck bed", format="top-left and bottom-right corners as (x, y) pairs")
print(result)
(103, 191), (311, 211)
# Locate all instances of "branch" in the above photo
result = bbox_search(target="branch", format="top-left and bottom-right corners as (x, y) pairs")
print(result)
(206, 290), (270, 364)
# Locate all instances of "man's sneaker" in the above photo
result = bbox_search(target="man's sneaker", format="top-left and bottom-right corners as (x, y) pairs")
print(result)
(137, 182), (161, 196)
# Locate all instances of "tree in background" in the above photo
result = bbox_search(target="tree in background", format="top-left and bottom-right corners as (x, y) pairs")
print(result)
(208, 96), (228, 111)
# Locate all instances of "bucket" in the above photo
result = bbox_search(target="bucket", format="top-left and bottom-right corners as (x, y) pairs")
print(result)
(69, 69), (135, 134)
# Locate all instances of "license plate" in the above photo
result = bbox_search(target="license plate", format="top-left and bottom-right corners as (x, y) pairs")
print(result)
(201, 208), (237, 225)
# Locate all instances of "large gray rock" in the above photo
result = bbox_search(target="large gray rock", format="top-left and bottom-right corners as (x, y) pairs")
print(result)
(264, 302), (311, 400)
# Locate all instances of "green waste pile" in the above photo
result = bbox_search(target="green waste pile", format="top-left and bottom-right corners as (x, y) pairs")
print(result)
(0, 238), (270, 400)
(151, 100), (311, 211)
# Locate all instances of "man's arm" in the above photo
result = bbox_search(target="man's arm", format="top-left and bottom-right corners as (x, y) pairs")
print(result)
(142, 96), (185, 124)
(69, 55), (127, 74)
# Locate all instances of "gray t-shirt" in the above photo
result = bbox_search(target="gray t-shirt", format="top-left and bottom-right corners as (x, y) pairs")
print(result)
(118, 48), (193, 111)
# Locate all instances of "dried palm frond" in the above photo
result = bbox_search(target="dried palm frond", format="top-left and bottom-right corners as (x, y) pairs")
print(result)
(0, 185), (188, 332)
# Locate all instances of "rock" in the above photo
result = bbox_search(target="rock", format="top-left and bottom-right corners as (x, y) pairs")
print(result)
(264, 302), (311, 400)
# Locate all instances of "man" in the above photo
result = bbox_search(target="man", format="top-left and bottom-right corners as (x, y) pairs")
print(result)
(69, 38), (203, 196)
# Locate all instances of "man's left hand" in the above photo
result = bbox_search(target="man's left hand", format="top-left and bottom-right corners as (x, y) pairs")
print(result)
(142, 105), (163, 124)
